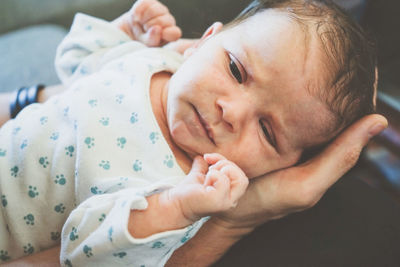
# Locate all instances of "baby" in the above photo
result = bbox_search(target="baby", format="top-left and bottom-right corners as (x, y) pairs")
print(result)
(0, 0), (376, 265)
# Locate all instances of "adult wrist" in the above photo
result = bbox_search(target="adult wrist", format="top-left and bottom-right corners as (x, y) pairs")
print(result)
(208, 217), (255, 241)
(9, 85), (45, 118)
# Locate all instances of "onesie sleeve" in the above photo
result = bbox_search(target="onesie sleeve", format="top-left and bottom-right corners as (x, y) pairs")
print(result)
(60, 181), (208, 267)
(55, 13), (146, 86)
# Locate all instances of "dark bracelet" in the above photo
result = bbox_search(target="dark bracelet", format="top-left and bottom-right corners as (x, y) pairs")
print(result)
(10, 84), (45, 119)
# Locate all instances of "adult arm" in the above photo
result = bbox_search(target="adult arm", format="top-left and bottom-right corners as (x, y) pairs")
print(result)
(2, 246), (61, 267)
(0, 85), (65, 128)
(166, 114), (388, 266)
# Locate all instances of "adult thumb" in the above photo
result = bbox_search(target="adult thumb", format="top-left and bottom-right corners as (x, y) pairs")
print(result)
(308, 114), (388, 188)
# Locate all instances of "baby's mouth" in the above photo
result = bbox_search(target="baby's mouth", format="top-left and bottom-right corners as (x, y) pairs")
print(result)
(193, 105), (215, 145)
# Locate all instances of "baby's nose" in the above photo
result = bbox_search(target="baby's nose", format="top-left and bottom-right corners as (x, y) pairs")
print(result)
(215, 97), (249, 133)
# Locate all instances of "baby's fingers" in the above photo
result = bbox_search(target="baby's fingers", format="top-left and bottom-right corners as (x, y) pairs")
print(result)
(140, 0), (169, 24)
(219, 164), (249, 204)
(131, 0), (163, 22)
(162, 26), (182, 43)
(204, 170), (231, 200)
(204, 153), (226, 165)
(142, 13), (176, 31)
(143, 25), (162, 47)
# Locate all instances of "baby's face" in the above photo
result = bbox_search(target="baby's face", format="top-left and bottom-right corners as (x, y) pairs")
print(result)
(166, 10), (335, 178)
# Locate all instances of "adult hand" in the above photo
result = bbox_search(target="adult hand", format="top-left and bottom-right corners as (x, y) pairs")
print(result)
(210, 114), (388, 232)
(167, 114), (387, 266)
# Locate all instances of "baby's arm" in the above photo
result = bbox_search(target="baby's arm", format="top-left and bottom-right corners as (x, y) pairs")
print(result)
(129, 154), (249, 238)
(60, 154), (248, 266)
(112, 0), (182, 47)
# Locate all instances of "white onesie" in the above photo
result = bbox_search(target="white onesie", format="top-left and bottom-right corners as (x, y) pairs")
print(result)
(0, 13), (206, 266)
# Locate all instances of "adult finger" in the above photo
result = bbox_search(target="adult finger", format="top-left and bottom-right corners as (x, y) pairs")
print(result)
(300, 114), (387, 193)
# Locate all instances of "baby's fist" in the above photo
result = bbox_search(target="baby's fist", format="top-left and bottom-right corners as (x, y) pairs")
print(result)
(115, 0), (182, 47)
(203, 153), (249, 210)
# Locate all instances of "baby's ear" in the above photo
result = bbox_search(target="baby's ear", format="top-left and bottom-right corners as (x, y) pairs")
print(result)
(183, 22), (223, 59)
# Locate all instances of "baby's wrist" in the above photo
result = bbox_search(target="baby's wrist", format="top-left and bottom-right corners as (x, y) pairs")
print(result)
(162, 188), (198, 226)
(128, 190), (195, 238)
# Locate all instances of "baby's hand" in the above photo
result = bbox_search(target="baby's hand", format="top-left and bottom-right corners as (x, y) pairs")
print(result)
(113, 0), (182, 47)
(169, 153), (249, 223)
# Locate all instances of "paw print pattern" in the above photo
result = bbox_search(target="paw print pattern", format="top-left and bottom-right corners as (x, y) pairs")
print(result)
(24, 213), (35, 225)
(69, 227), (79, 241)
(51, 231), (60, 241)
(99, 117), (109, 126)
(115, 94), (124, 104)
(63, 106), (70, 117)
(12, 127), (21, 135)
(91, 186), (103, 195)
(20, 139), (28, 149)
(130, 112), (138, 124)
(108, 226), (113, 242)
(181, 225), (194, 244)
(23, 243), (34, 255)
(54, 174), (66, 185)
(99, 160), (110, 170)
(113, 252), (127, 258)
(54, 203), (66, 213)
(64, 259), (73, 267)
(149, 132), (159, 144)
(1, 195), (7, 207)
(50, 132), (59, 140)
(181, 234), (190, 244)
(163, 155), (174, 168)
(84, 137), (95, 148)
(10, 166), (19, 177)
(65, 145), (75, 157)
(28, 186), (39, 198)
(88, 99), (98, 107)
(40, 116), (48, 125)
(95, 39), (105, 48)
(99, 213), (106, 222)
(0, 149), (6, 157)
(80, 66), (89, 75)
(117, 137), (127, 149)
(133, 160), (142, 172)
(151, 241), (165, 249)
(83, 245), (93, 257)
(0, 250), (10, 262)
(39, 157), (49, 168)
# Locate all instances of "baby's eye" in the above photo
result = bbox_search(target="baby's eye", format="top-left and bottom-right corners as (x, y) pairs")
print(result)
(229, 54), (243, 84)
(259, 120), (275, 148)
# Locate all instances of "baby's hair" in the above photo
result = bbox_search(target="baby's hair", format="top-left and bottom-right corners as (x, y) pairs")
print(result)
(226, 0), (377, 161)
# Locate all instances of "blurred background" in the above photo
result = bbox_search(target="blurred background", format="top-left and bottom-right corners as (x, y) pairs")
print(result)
(0, 0), (400, 198)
